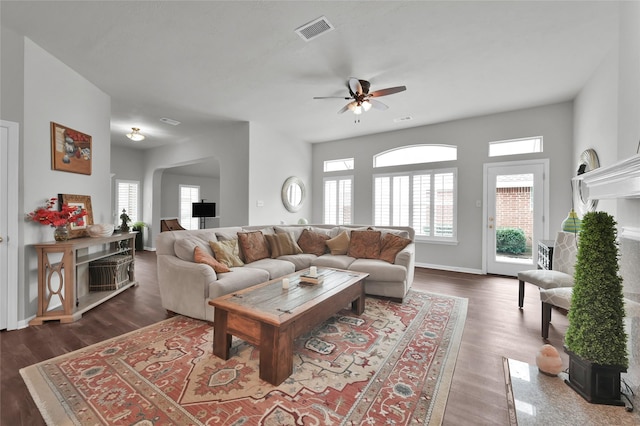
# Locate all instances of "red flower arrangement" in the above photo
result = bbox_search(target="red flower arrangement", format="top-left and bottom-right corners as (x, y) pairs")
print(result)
(27, 197), (87, 228)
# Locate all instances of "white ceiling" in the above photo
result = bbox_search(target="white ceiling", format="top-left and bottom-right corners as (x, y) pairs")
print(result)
(2, 1), (618, 155)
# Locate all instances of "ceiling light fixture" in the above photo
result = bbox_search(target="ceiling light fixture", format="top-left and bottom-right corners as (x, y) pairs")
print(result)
(126, 127), (145, 141)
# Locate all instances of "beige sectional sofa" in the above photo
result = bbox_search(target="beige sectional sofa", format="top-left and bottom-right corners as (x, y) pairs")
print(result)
(155, 224), (415, 322)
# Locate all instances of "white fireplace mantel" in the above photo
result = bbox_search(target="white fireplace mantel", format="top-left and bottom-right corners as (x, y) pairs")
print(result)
(574, 153), (640, 201)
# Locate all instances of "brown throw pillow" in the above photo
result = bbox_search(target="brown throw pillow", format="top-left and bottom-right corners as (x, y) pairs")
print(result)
(348, 230), (382, 259)
(379, 233), (412, 263)
(326, 231), (350, 255)
(298, 229), (330, 256)
(209, 239), (244, 268)
(237, 231), (270, 263)
(194, 246), (231, 273)
(265, 232), (302, 258)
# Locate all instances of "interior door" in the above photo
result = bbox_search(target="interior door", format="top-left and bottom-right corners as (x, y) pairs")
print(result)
(1, 120), (19, 330)
(484, 160), (547, 276)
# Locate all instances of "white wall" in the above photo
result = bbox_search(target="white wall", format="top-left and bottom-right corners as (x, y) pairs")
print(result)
(313, 102), (574, 272)
(142, 122), (251, 249)
(20, 38), (111, 323)
(573, 49), (619, 216)
(573, 0), (640, 387)
(111, 145), (146, 223)
(248, 122), (312, 226)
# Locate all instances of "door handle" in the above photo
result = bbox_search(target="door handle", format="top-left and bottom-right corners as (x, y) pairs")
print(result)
(0, 236), (3, 243)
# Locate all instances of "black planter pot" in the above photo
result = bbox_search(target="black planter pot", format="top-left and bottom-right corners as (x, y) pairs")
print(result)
(133, 227), (144, 251)
(564, 347), (626, 406)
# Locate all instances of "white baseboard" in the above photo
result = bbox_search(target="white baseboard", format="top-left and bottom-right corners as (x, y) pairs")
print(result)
(414, 262), (484, 275)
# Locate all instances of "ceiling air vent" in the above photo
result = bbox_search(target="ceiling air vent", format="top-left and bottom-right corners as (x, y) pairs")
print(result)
(295, 16), (334, 42)
(394, 116), (413, 123)
(160, 117), (181, 126)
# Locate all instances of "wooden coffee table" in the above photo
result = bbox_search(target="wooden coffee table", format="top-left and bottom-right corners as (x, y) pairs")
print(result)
(209, 267), (368, 385)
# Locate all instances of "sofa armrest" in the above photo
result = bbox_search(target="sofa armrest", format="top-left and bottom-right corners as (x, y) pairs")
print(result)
(157, 254), (217, 320)
(395, 243), (415, 286)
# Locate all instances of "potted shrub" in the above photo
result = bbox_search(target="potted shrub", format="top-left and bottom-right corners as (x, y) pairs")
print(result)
(564, 211), (628, 406)
(132, 221), (147, 251)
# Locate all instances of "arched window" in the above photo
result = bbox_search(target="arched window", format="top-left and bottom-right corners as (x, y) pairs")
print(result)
(373, 145), (457, 168)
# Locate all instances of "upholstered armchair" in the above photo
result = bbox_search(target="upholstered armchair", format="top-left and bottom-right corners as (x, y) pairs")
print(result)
(517, 231), (578, 309)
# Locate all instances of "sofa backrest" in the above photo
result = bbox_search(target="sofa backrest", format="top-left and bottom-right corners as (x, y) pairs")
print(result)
(156, 224), (416, 258)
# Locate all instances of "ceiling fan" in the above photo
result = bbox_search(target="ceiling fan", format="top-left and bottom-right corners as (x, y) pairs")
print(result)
(314, 78), (407, 115)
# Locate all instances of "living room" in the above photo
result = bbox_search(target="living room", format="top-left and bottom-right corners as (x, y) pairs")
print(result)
(1, 1), (640, 423)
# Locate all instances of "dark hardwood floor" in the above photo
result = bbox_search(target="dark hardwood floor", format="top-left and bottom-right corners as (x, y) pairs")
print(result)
(0, 252), (568, 425)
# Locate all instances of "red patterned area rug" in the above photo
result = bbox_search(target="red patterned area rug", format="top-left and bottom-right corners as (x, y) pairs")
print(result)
(21, 290), (467, 425)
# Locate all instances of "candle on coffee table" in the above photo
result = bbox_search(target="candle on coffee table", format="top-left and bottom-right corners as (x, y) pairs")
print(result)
(309, 266), (317, 277)
(282, 278), (290, 289)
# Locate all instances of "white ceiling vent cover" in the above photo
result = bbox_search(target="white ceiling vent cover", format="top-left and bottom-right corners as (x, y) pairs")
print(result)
(295, 16), (334, 42)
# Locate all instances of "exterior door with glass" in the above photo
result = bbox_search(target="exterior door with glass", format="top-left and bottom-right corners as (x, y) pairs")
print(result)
(484, 160), (547, 276)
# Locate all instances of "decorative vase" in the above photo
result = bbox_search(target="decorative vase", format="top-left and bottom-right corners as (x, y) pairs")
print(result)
(53, 225), (69, 242)
(561, 209), (582, 233)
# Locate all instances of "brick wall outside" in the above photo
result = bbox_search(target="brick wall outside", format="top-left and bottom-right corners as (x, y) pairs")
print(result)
(496, 187), (533, 248)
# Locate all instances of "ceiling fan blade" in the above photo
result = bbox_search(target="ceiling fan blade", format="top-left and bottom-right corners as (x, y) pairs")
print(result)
(369, 86), (407, 97)
(369, 99), (388, 110)
(348, 78), (363, 96)
(313, 96), (351, 99)
(337, 103), (353, 114)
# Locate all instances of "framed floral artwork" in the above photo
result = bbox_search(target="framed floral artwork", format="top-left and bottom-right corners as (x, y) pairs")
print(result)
(50, 122), (92, 175)
(58, 194), (93, 238)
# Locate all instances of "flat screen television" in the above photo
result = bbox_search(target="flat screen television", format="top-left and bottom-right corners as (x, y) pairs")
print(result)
(192, 202), (216, 218)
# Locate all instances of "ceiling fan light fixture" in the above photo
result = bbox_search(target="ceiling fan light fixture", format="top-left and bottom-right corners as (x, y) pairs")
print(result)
(126, 127), (145, 141)
(362, 100), (373, 112)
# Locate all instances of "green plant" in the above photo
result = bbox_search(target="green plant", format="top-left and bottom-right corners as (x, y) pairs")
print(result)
(565, 211), (628, 367)
(132, 221), (147, 229)
(496, 227), (526, 254)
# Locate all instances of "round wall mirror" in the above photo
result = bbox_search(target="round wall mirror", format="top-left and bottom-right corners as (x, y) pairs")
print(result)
(281, 176), (305, 212)
(576, 148), (600, 214)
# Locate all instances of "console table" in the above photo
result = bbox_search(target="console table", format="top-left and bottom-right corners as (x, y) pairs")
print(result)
(29, 232), (138, 325)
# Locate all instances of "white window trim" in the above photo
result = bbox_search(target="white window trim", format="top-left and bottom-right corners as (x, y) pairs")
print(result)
(373, 144), (457, 168)
(115, 179), (140, 224)
(323, 175), (354, 225)
(179, 184), (200, 230)
(373, 168), (458, 244)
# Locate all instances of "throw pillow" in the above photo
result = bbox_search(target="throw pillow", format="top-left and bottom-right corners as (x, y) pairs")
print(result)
(265, 232), (303, 258)
(194, 246), (231, 273)
(326, 230), (350, 255)
(209, 239), (244, 268)
(348, 230), (382, 259)
(274, 225), (307, 242)
(379, 233), (412, 263)
(237, 231), (270, 263)
(298, 229), (330, 256)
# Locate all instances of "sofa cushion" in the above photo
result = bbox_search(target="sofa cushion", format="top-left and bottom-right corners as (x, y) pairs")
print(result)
(237, 231), (270, 263)
(310, 226), (340, 238)
(211, 267), (270, 299)
(372, 226), (411, 240)
(348, 230), (382, 259)
(326, 231), (350, 255)
(174, 237), (213, 262)
(378, 233), (412, 263)
(210, 239), (244, 268)
(244, 258), (295, 279)
(275, 225), (307, 241)
(349, 258), (407, 282)
(313, 254), (356, 270)
(265, 232), (302, 258)
(277, 253), (316, 270)
(215, 227), (243, 241)
(194, 246), (231, 273)
(297, 229), (330, 256)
